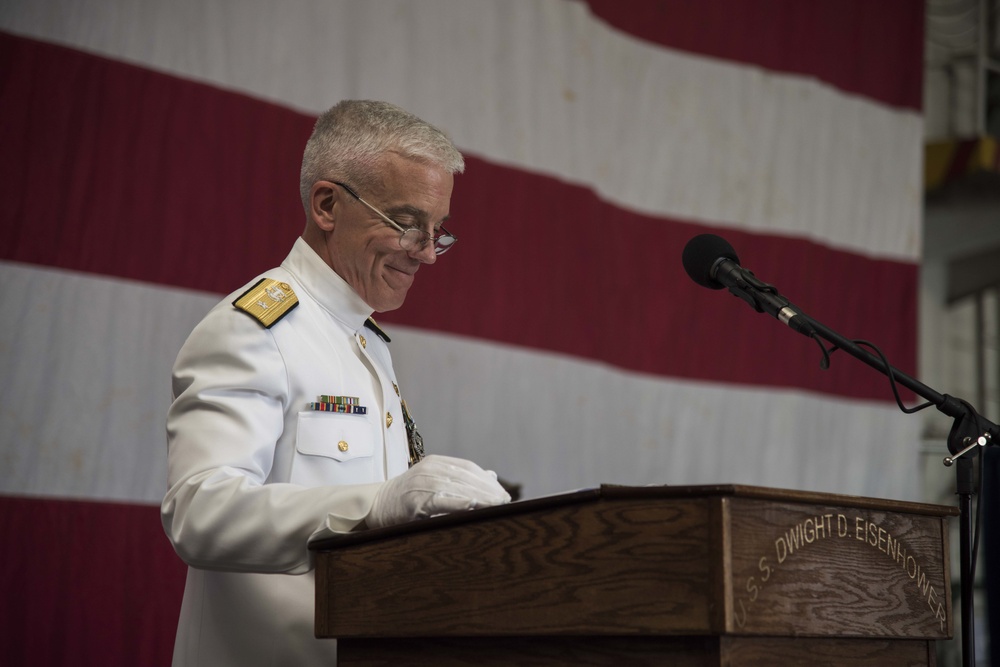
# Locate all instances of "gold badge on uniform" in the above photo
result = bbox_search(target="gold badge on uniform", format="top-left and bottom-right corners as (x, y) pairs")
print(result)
(401, 399), (425, 467)
(233, 278), (298, 328)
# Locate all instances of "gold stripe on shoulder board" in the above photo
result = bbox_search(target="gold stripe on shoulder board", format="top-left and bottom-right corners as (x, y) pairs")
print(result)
(233, 278), (299, 328)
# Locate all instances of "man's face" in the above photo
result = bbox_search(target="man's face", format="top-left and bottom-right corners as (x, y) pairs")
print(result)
(325, 154), (454, 312)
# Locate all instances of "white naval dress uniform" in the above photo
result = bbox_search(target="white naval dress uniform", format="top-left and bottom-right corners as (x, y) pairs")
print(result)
(162, 237), (411, 666)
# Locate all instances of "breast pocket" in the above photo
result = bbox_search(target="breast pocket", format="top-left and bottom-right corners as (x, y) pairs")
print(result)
(291, 411), (379, 486)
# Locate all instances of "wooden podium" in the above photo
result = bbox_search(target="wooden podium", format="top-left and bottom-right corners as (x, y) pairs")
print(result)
(308, 485), (957, 666)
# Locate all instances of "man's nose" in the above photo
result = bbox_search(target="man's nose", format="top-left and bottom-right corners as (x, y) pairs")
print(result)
(408, 240), (437, 264)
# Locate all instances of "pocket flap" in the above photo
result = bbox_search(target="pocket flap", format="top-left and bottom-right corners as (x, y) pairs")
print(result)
(295, 412), (375, 462)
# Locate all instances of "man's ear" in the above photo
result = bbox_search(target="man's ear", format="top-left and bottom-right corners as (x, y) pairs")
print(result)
(309, 181), (340, 232)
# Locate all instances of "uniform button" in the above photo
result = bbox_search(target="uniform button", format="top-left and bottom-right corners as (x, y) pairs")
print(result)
(386, 412), (393, 428)
(359, 334), (367, 349)
(338, 440), (349, 452)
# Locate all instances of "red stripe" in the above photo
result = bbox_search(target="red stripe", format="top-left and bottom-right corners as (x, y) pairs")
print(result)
(0, 495), (186, 666)
(394, 167), (918, 403)
(583, 0), (924, 111)
(0, 33), (312, 288)
(0, 33), (917, 402)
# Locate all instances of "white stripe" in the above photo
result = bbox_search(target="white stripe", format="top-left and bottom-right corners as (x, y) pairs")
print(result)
(390, 326), (927, 502)
(0, 263), (924, 503)
(0, 262), (217, 504)
(0, 263), (920, 502)
(0, 0), (921, 260)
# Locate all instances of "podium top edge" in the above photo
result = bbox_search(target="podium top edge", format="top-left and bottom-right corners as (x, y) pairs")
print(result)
(599, 483), (959, 516)
(308, 484), (957, 552)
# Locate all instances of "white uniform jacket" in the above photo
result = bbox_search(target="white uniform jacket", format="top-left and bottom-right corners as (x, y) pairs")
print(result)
(162, 237), (411, 666)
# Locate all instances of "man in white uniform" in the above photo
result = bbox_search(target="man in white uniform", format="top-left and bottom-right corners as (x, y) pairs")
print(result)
(162, 100), (510, 666)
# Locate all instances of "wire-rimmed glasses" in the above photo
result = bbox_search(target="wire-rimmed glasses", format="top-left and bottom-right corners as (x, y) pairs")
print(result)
(332, 181), (457, 255)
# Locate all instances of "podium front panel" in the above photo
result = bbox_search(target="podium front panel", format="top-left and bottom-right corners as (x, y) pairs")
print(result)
(316, 495), (725, 637)
(725, 496), (951, 638)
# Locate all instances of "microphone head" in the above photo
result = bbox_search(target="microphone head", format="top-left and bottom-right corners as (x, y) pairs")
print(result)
(682, 234), (739, 289)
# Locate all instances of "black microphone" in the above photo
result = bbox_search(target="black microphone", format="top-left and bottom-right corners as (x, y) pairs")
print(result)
(682, 234), (815, 337)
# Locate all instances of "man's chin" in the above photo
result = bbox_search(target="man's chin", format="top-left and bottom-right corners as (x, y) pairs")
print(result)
(368, 289), (409, 313)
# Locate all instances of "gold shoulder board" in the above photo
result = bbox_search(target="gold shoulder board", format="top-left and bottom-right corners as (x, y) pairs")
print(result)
(233, 278), (299, 329)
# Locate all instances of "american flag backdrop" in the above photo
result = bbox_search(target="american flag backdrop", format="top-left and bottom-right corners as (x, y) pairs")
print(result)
(0, 1), (925, 663)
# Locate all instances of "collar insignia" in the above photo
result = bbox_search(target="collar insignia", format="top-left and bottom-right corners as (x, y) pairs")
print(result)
(233, 278), (298, 328)
(364, 317), (391, 343)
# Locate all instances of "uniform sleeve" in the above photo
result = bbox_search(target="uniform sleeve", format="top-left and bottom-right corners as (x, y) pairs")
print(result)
(161, 304), (378, 575)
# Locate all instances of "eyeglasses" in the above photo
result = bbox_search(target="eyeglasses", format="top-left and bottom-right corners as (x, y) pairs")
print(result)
(331, 181), (458, 255)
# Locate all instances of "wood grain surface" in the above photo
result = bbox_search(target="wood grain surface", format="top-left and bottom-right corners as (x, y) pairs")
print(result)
(320, 497), (718, 637)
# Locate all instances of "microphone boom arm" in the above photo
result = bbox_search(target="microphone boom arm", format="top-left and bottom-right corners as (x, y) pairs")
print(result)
(797, 312), (998, 445)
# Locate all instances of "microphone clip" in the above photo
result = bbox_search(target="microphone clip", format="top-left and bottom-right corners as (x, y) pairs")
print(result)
(718, 262), (784, 310)
(712, 258), (815, 338)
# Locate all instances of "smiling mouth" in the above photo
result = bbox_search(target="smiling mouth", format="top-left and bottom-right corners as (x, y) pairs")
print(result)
(384, 265), (416, 287)
(388, 265), (416, 276)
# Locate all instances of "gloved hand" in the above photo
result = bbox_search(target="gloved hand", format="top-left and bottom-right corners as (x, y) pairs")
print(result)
(366, 454), (511, 529)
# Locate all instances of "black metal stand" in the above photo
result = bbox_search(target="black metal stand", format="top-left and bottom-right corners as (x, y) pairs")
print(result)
(957, 457), (977, 667)
(796, 313), (997, 667)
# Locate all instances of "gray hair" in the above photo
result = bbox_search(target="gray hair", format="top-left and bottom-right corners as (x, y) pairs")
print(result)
(299, 100), (465, 213)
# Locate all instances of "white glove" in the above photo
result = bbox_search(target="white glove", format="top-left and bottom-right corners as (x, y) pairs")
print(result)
(367, 454), (511, 529)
